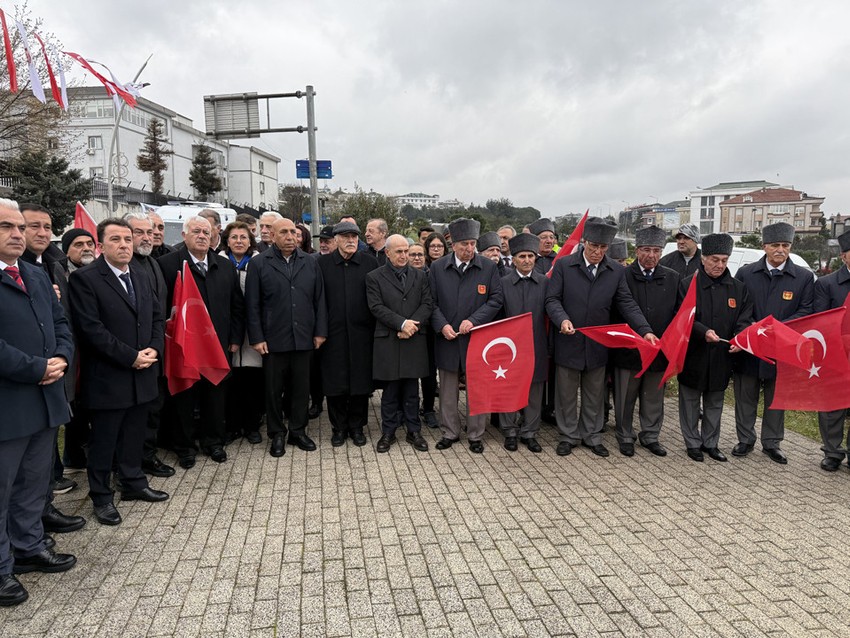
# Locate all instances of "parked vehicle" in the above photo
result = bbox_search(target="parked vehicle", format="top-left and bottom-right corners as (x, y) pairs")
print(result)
(154, 202), (237, 246)
(661, 243), (816, 279)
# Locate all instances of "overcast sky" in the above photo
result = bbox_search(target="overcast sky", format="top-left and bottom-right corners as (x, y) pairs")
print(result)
(24, 0), (850, 218)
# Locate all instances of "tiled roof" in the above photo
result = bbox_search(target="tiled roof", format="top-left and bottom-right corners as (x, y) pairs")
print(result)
(703, 180), (778, 191)
(722, 188), (823, 205)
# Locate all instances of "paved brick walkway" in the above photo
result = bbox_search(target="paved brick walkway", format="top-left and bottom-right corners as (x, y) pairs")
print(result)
(1, 395), (849, 637)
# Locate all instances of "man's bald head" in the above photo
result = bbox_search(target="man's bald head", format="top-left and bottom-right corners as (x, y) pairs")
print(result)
(273, 217), (298, 255)
(385, 234), (410, 268)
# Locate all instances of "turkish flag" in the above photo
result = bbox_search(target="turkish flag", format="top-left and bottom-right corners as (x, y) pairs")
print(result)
(74, 201), (100, 256)
(546, 209), (589, 278)
(772, 307), (850, 411)
(659, 274), (698, 386)
(731, 315), (811, 370)
(466, 313), (535, 415)
(577, 323), (660, 377)
(165, 261), (230, 395)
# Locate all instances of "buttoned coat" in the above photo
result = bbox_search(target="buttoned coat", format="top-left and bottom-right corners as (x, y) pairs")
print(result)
(677, 266), (753, 392)
(501, 269), (550, 382)
(317, 250), (378, 396)
(429, 254), (503, 371)
(545, 253), (652, 370)
(0, 261), (73, 441)
(734, 255), (813, 378)
(610, 262), (681, 372)
(244, 246), (328, 352)
(69, 257), (164, 410)
(367, 264), (433, 381)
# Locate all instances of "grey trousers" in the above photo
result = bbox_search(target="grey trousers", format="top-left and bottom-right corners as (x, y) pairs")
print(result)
(678, 383), (725, 449)
(613, 368), (665, 445)
(733, 374), (783, 450)
(554, 365), (606, 445)
(500, 381), (545, 439)
(438, 369), (487, 441)
(819, 409), (849, 460)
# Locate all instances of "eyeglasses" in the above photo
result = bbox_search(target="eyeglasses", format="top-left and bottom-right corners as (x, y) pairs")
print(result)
(409, 253), (425, 259)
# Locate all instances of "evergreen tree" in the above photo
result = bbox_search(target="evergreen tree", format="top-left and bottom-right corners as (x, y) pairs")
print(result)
(189, 145), (222, 200)
(136, 119), (173, 194)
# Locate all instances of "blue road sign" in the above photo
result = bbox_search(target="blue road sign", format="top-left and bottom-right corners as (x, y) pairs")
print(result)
(296, 160), (332, 180)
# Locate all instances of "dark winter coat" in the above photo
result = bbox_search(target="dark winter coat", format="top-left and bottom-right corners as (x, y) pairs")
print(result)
(659, 248), (701, 278)
(814, 265), (850, 313)
(500, 269), (550, 382)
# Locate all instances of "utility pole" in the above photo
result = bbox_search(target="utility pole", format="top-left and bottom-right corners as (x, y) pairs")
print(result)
(305, 86), (320, 241)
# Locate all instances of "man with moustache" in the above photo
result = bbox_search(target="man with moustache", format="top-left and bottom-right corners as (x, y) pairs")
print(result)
(529, 218), (558, 274)
(148, 212), (174, 259)
(314, 225), (336, 257)
(62, 229), (96, 274)
(245, 217), (327, 457)
(69, 218), (169, 526)
(158, 216), (244, 468)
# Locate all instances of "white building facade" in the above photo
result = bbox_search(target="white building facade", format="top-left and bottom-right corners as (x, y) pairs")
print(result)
(688, 180), (781, 236)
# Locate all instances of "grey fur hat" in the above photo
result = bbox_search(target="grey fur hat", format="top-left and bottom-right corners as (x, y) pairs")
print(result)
(509, 233), (540, 256)
(675, 223), (700, 243)
(447, 218), (480, 242)
(701, 233), (734, 256)
(528, 218), (555, 236)
(607, 239), (627, 261)
(333, 221), (360, 236)
(476, 231), (500, 252)
(762, 222), (795, 245)
(635, 225), (667, 248)
(582, 218), (618, 245)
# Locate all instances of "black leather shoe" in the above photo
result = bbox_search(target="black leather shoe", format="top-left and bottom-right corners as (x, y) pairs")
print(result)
(732, 442), (754, 457)
(41, 504), (86, 534)
(504, 436), (518, 452)
(469, 440), (484, 454)
(376, 435), (395, 453)
(582, 442), (609, 457)
(701, 446), (727, 462)
(687, 448), (704, 462)
(762, 448), (787, 465)
(13, 548), (76, 574)
(142, 457), (176, 477)
(245, 431), (262, 444)
(52, 477), (77, 495)
(121, 487), (169, 502)
(224, 431), (241, 445)
(556, 441), (574, 456)
(270, 434), (285, 457)
(435, 437), (459, 450)
(308, 403), (322, 419)
(350, 429), (367, 447)
(178, 456), (196, 469)
(821, 457), (841, 472)
(43, 535), (55, 550)
(331, 430), (347, 447)
(640, 441), (667, 457)
(520, 437), (542, 453)
(619, 442), (635, 457)
(406, 431), (428, 451)
(0, 574), (28, 607)
(288, 433), (317, 451)
(93, 503), (122, 526)
(208, 447), (227, 463)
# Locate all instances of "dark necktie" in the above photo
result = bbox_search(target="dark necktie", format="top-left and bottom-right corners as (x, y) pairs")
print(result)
(459, 262), (467, 275)
(396, 268), (407, 288)
(644, 268), (653, 281)
(197, 261), (208, 277)
(503, 257), (511, 268)
(770, 268), (781, 277)
(5, 266), (26, 292)
(587, 264), (596, 279)
(119, 272), (137, 308)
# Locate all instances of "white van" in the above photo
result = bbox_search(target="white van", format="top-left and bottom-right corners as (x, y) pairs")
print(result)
(661, 243), (816, 279)
(154, 202), (238, 246)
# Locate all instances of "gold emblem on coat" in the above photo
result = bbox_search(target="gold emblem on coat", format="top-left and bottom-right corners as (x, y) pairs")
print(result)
(782, 291), (793, 300)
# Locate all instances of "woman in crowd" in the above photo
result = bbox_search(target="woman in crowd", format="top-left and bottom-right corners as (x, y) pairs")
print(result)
(424, 232), (448, 267)
(296, 223), (315, 253)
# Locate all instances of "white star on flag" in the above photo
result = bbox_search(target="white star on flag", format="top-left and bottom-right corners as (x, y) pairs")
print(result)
(808, 363), (821, 378)
(493, 366), (507, 379)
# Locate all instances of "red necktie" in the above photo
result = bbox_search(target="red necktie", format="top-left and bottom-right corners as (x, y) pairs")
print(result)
(5, 266), (26, 292)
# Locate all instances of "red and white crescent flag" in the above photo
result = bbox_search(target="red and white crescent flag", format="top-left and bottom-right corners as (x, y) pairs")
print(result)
(731, 315), (811, 370)
(15, 19), (46, 103)
(0, 10), (17, 93)
(547, 209), (589, 278)
(74, 201), (99, 255)
(466, 313), (535, 415)
(577, 323), (661, 378)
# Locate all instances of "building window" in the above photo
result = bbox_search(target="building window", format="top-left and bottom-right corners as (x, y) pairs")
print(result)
(259, 181), (265, 196)
(795, 206), (805, 214)
(89, 167), (104, 178)
(258, 160), (264, 175)
(794, 220), (804, 227)
(88, 136), (103, 150)
(770, 205), (790, 214)
(699, 221), (713, 235)
(47, 137), (58, 150)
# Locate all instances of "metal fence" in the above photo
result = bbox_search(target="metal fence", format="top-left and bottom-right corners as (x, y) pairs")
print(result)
(88, 178), (191, 207)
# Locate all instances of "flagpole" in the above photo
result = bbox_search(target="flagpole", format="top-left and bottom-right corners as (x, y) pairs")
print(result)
(107, 54), (152, 214)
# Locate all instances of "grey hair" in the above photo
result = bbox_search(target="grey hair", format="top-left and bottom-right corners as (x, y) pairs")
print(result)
(259, 211), (283, 222)
(199, 208), (221, 226)
(498, 225), (516, 237)
(368, 218), (388, 235)
(183, 215), (212, 233)
(0, 198), (20, 212)
(122, 211), (153, 226)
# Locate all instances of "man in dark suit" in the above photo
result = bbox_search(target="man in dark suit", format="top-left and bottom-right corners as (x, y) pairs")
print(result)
(245, 217), (327, 457)
(611, 226), (680, 458)
(0, 199), (77, 607)
(499, 233), (549, 453)
(430, 218), (503, 453)
(158, 216), (244, 468)
(733, 222), (813, 464)
(367, 234), (433, 453)
(69, 218), (169, 526)
(317, 221), (378, 447)
(545, 219), (656, 458)
(813, 230), (850, 471)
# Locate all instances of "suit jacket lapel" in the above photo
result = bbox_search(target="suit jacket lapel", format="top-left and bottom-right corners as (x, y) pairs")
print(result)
(98, 258), (137, 313)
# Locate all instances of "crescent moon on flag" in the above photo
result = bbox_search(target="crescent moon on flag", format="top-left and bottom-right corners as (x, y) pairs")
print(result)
(606, 331), (637, 340)
(796, 329), (827, 362)
(181, 298), (208, 334)
(482, 337), (517, 365)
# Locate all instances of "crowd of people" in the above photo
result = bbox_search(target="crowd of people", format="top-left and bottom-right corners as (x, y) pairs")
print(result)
(1, 195), (849, 608)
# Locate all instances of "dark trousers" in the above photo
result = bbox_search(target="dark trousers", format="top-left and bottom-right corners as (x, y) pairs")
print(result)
(0, 427), (53, 573)
(143, 376), (167, 462)
(226, 367), (265, 435)
(173, 378), (228, 456)
(264, 350), (311, 437)
(62, 400), (89, 468)
(381, 379), (421, 437)
(309, 351), (324, 408)
(420, 372), (437, 413)
(87, 405), (150, 507)
(327, 394), (370, 434)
